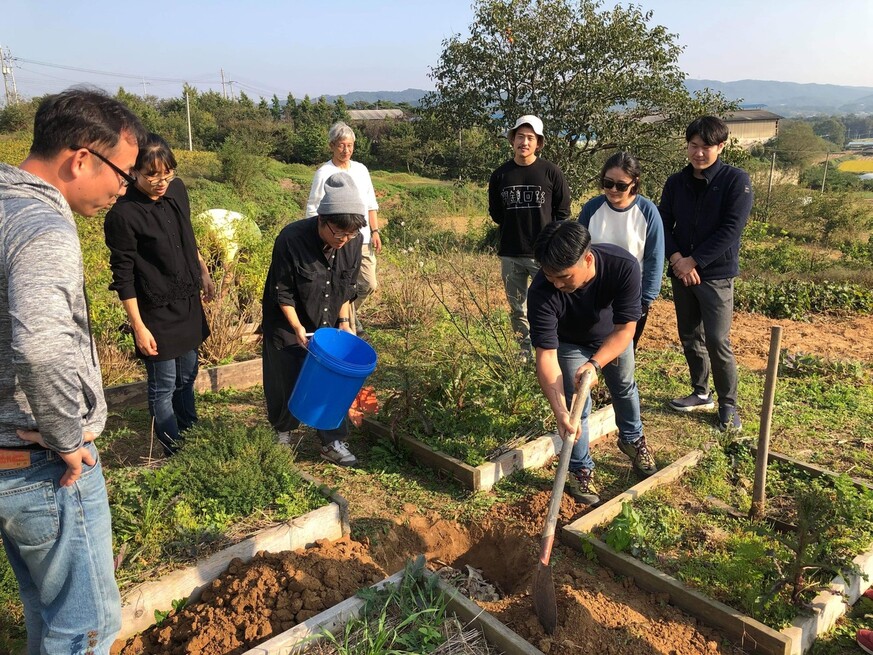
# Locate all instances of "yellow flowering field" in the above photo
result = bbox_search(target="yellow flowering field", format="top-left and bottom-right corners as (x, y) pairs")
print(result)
(838, 158), (873, 173)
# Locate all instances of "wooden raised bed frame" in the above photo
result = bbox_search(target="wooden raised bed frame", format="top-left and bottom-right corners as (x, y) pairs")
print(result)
(561, 449), (873, 655)
(362, 404), (617, 492)
(242, 569), (545, 655)
(104, 357), (263, 411)
(117, 472), (349, 641)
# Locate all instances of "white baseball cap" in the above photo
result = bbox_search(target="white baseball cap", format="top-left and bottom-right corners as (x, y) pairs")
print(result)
(507, 115), (544, 141)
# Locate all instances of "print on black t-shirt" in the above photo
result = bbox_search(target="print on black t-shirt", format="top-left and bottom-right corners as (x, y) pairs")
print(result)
(501, 185), (546, 210)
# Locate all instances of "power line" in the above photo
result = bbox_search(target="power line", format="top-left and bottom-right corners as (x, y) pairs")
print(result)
(10, 56), (218, 85)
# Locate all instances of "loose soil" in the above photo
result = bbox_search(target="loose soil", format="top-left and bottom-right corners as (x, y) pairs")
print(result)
(112, 538), (385, 655)
(114, 490), (743, 655)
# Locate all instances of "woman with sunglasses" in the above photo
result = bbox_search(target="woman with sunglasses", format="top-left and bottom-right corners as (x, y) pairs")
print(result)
(578, 152), (664, 349)
(104, 133), (214, 456)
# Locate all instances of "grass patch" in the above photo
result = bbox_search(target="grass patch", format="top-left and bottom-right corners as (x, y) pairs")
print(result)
(108, 421), (326, 584)
(0, 416), (327, 642)
(368, 251), (552, 466)
(306, 556), (496, 655)
(598, 445), (873, 630)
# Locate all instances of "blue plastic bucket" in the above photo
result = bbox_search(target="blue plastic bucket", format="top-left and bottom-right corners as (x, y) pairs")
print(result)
(288, 328), (377, 430)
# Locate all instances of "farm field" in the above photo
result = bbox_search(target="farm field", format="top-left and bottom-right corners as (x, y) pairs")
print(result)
(837, 158), (873, 173)
(1, 140), (872, 654)
(95, 283), (873, 654)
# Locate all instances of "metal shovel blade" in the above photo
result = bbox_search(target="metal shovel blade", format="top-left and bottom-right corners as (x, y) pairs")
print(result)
(533, 561), (557, 634)
(531, 370), (594, 635)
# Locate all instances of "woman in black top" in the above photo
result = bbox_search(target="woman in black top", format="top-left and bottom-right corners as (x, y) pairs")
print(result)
(104, 134), (213, 456)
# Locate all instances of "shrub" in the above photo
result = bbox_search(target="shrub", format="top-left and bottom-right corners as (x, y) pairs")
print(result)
(800, 163), (863, 193)
(219, 135), (265, 196)
(175, 150), (221, 179)
(762, 185), (873, 246)
(733, 279), (873, 320)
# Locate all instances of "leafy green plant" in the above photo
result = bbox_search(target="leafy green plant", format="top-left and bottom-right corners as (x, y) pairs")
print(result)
(107, 422), (326, 580)
(733, 278), (873, 319)
(153, 597), (188, 626)
(154, 607), (170, 626)
(603, 501), (648, 555)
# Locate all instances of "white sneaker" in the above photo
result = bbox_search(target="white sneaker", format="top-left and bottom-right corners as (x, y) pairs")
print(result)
(321, 440), (358, 466)
(277, 431), (292, 446)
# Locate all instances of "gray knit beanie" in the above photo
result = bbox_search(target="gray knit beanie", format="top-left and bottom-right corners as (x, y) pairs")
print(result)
(317, 172), (365, 216)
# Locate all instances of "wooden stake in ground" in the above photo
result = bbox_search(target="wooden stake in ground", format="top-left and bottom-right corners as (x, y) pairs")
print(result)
(750, 325), (783, 520)
(533, 369), (594, 635)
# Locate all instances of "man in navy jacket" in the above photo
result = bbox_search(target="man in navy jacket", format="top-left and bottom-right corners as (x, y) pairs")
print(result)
(659, 116), (752, 431)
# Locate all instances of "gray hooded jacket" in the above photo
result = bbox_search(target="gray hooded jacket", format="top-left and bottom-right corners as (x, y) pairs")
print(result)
(0, 163), (107, 452)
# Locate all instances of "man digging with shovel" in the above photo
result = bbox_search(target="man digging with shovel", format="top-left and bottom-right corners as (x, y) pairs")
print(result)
(528, 221), (657, 506)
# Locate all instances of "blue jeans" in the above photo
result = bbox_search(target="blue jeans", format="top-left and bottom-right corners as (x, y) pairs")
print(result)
(557, 341), (643, 471)
(144, 349), (199, 455)
(0, 443), (121, 654)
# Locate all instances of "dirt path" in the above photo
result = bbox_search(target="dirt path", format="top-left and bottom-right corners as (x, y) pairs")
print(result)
(642, 299), (873, 371)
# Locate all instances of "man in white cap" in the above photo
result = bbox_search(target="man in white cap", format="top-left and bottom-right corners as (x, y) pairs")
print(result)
(261, 172), (366, 466)
(489, 115), (570, 358)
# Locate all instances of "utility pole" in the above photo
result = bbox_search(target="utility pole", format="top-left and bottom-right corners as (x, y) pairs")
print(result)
(141, 78), (150, 98)
(821, 151), (831, 193)
(228, 80), (235, 101)
(0, 45), (20, 106)
(220, 68), (227, 100)
(185, 89), (193, 151)
(765, 151), (776, 218)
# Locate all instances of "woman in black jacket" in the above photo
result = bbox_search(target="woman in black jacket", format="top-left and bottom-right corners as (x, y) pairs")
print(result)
(104, 134), (213, 456)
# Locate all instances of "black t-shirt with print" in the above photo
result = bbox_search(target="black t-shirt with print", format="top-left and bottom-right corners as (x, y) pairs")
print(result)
(488, 157), (571, 257)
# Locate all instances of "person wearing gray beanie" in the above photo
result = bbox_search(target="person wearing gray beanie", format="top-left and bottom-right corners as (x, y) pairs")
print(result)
(317, 172), (366, 217)
(261, 172), (367, 466)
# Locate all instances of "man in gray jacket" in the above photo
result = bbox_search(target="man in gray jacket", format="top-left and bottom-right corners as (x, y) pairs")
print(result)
(0, 88), (144, 654)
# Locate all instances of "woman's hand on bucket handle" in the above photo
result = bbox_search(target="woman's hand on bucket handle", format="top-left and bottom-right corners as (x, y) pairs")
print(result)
(294, 324), (309, 349)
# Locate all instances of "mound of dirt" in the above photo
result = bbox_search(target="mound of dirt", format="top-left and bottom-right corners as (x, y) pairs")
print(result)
(358, 493), (738, 655)
(112, 537), (385, 655)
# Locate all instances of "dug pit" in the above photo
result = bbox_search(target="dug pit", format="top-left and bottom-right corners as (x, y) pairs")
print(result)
(114, 489), (741, 655)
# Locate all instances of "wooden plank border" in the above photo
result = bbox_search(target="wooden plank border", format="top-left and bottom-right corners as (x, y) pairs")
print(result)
(752, 448), (873, 493)
(117, 480), (348, 641)
(104, 357), (263, 411)
(242, 569), (545, 655)
(565, 449), (705, 534)
(362, 404), (617, 492)
(561, 450), (873, 655)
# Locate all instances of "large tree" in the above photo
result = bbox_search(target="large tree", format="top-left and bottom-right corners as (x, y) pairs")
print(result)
(767, 121), (834, 169)
(425, 0), (735, 193)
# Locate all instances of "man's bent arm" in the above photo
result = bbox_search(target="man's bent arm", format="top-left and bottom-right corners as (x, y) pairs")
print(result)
(587, 323), (637, 374)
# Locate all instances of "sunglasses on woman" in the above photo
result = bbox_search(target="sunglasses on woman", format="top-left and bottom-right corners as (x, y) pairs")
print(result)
(601, 178), (633, 192)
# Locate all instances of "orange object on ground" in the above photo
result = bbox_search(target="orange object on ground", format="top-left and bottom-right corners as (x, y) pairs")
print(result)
(347, 386), (379, 427)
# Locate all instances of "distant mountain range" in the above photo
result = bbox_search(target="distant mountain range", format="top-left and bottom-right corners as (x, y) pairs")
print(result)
(684, 79), (873, 116)
(326, 80), (873, 116)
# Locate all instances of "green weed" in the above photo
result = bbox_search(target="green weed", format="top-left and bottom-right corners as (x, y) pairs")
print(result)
(317, 556), (448, 654)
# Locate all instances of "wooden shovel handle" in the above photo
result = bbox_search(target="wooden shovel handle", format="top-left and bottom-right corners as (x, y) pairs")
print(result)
(538, 369), (595, 566)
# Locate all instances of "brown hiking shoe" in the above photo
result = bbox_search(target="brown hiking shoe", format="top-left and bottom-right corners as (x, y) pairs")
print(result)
(565, 468), (600, 505)
(617, 437), (658, 477)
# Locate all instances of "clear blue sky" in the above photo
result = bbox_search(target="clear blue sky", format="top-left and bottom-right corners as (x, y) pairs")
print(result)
(3, 0), (872, 101)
